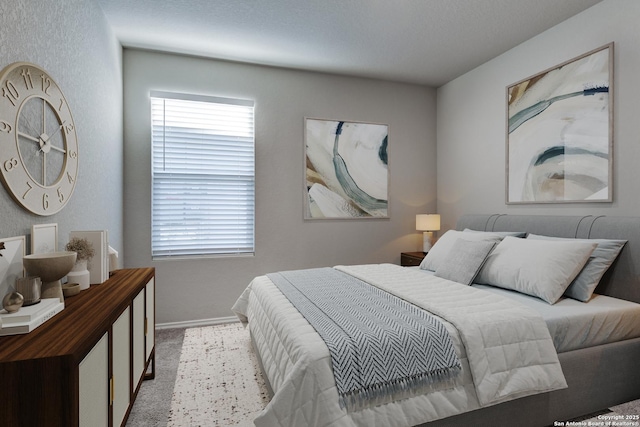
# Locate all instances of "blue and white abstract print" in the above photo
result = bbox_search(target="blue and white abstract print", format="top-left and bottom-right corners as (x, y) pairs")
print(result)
(507, 44), (612, 203)
(305, 119), (388, 218)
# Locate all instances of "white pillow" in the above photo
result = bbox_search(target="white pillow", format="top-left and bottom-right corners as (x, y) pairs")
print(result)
(419, 230), (503, 272)
(476, 236), (597, 304)
(526, 234), (627, 302)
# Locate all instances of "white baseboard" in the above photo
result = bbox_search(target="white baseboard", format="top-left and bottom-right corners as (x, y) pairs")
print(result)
(155, 316), (240, 330)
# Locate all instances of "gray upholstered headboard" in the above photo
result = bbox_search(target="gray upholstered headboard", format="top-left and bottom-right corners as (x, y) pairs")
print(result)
(456, 214), (640, 304)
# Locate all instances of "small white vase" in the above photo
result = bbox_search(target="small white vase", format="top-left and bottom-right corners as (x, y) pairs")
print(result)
(67, 259), (91, 291)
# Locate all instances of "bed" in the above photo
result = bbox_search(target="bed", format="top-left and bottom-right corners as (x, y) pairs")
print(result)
(232, 214), (640, 426)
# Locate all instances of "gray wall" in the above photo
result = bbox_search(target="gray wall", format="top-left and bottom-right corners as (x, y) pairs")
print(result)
(0, 2), (123, 254)
(123, 49), (437, 324)
(436, 0), (640, 232)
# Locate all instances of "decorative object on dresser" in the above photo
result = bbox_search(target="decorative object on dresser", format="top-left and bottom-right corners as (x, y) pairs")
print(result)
(0, 267), (155, 427)
(2, 291), (23, 313)
(0, 62), (79, 215)
(0, 297), (64, 336)
(69, 230), (109, 285)
(22, 251), (76, 303)
(304, 118), (389, 219)
(15, 275), (41, 306)
(416, 213), (440, 252)
(506, 43), (613, 204)
(62, 282), (81, 298)
(65, 236), (95, 290)
(108, 245), (119, 274)
(400, 251), (426, 267)
(0, 235), (25, 304)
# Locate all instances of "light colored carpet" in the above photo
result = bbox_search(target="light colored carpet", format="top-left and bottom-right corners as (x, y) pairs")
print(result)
(127, 327), (186, 427)
(167, 323), (270, 426)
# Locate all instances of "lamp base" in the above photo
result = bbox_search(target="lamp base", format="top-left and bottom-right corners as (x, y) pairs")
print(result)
(423, 231), (434, 252)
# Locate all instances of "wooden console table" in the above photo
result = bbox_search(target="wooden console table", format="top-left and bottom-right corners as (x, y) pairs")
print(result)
(0, 267), (155, 427)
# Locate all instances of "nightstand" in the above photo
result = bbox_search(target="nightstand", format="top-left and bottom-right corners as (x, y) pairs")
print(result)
(400, 252), (426, 267)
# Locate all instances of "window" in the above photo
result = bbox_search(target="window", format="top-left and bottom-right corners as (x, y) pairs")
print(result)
(150, 91), (255, 258)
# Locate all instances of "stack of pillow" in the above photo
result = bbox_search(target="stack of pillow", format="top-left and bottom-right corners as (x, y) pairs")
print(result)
(419, 229), (626, 304)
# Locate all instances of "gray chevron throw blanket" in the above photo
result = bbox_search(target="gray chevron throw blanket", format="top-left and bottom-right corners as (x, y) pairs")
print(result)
(267, 267), (461, 411)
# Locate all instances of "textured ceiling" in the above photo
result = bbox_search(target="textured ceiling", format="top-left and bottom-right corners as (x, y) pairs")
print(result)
(95, 0), (602, 86)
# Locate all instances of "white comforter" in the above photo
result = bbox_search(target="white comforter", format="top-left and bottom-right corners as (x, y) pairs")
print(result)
(232, 264), (567, 427)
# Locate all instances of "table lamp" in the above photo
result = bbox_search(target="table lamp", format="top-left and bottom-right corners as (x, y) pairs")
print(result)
(416, 214), (440, 252)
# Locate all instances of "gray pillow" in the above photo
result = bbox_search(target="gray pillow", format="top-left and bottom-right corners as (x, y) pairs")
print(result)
(526, 234), (627, 302)
(434, 239), (497, 285)
(476, 237), (597, 304)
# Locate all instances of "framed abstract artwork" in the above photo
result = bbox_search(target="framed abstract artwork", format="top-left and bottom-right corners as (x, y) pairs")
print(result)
(506, 43), (613, 204)
(0, 235), (26, 299)
(304, 118), (389, 219)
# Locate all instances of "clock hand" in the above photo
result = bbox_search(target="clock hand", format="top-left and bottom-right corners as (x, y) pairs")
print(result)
(18, 114), (42, 144)
(48, 144), (66, 154)
(19, 130), (47, 157)
(18, 131), (41, 144)
(20, 116), (40, 140)
(48, 122), (65, 140)
(39, 140), (67, 155)
(38, 122), (67, 154)
(39, 122), (66, 145)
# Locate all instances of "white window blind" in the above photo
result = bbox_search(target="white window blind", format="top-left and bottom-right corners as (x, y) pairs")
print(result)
(150, 91), (255, 258)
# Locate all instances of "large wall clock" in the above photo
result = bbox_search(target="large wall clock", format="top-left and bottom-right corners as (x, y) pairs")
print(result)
(0, 62), (78, 216)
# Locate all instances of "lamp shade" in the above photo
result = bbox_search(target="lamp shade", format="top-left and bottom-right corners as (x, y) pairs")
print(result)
(416, 214), (440, 231)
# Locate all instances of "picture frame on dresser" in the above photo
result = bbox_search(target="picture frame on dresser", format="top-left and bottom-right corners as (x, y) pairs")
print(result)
(0, 235), (25, 300)
(31, 223), (58, 254)
(506, 42), (613, 204)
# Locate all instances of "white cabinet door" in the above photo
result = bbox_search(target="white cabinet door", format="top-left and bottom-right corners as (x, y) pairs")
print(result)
(112, 306), (131, 427)
(133, 289), (145, 385)
(79, 333), (109, 427)
(145, 278), (155, 361)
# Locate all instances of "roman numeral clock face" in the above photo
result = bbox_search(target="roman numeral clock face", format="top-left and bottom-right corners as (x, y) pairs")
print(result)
(0, 62), (78, 215)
